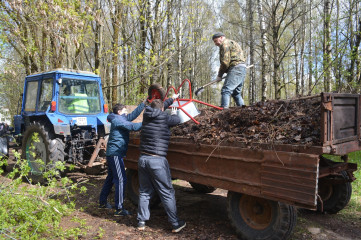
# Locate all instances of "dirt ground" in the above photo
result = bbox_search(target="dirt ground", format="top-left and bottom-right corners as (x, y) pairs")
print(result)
(54, 170), (361, 240)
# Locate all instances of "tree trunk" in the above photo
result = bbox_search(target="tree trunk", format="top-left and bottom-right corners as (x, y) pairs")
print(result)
(94, 0), (103, 75)
(271, 2), (281, 99)
(166, 0), (173, 87)
(139, 0), (149, 94)
(347, 4), (361, 92)
(308, 0), (313, 95)
(257, 0), (267, 102)
(248, 0), (255, 104)
(111, 2), (123, 104)
(300, 2), (306, 96)
(335, 0), (341, 92)
(292, 4), (299, 97)
(323, 0), (331, 92)
(177, 1), (183, 93)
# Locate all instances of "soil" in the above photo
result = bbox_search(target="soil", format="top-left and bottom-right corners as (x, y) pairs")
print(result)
(2, 163), (361, 240)
(172, 96), (322, 146)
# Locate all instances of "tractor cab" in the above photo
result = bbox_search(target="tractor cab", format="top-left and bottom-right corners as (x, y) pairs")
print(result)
(58, 78), (100, 114)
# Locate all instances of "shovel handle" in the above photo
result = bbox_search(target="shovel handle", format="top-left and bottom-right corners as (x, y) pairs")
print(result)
(202, 79), (222, 88)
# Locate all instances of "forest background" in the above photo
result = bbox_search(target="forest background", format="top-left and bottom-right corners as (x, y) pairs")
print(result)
(0, 0), (361, 118)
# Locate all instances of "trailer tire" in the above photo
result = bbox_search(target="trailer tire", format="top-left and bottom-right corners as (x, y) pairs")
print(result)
(227, 191), (297, 240)
(21, 122), (65, 183)
(126, 169), (161, 207)
(318, 171), (352, 214)
(189, 182), (216, 193)
(148, 83), (166, 101)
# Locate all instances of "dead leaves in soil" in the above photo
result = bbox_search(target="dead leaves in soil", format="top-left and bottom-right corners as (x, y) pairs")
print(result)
(172, 97), (321, 146)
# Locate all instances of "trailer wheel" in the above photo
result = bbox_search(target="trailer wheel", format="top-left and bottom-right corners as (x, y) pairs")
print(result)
(189, 182), (216, 193)
(318, 171), (352, 214)
(227, 191), (297, 240)
(148, 83), (166, 101)
(126, 169), (161, 207)
(21, 122), (65, 183)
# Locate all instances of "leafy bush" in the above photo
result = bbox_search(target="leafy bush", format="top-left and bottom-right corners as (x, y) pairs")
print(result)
(0, 149), (87, 240)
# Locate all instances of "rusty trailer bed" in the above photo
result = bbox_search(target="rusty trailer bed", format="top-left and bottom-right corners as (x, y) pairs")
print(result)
(125, 92), (360, 210)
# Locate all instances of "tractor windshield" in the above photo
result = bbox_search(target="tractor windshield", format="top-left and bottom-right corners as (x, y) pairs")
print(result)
(59, 79), (101, 114)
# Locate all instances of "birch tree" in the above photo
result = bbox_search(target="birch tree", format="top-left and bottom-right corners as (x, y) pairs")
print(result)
(257, 0), (268, 101)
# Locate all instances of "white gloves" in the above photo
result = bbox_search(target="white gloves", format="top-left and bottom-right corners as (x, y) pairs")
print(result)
(216, 76), (222, 82)
(172, 93), (180, 99)
(171, 107), (178, 115)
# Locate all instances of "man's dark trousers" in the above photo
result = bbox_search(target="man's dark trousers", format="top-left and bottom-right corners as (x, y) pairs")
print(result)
(137, 154), (179, 226)
(99, 156), (127, 210)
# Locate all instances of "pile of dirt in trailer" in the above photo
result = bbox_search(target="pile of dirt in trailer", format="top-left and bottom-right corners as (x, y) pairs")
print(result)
(172, 96), (322, 146)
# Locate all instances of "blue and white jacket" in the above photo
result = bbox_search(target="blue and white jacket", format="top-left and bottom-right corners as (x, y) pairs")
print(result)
(106, 102), (145, 157)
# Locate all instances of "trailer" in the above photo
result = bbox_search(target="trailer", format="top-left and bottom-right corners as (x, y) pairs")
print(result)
(124, 92), (359, 240)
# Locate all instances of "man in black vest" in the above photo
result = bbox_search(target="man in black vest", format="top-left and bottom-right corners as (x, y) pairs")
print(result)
(136, 96), (186, 233)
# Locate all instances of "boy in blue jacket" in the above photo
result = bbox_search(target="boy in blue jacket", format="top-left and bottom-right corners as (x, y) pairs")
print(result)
(99, 100), (145, 216)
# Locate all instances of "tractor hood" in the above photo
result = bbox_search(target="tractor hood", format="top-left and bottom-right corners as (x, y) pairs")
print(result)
(46, 112), (110, 136)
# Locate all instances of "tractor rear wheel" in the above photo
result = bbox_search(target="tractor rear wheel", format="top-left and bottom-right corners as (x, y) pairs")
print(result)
(227, 191), (297, 240)
(126, 169), (161, 207)
(21, 122), (65, 183)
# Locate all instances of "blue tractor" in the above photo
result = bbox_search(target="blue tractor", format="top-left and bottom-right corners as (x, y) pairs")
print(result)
(13, 69), (110, 177)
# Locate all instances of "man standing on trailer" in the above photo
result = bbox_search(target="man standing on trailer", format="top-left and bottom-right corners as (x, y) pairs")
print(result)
(212, 32), (247, 108)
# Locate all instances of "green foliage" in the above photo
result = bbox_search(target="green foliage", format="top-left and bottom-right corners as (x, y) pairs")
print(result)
(95, 227), (105, 239)
(347, 151), (361, 212)
(0, 147), (87, 239)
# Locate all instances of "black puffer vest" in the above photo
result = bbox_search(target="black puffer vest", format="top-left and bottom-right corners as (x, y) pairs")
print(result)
(140, 99), (180, 157)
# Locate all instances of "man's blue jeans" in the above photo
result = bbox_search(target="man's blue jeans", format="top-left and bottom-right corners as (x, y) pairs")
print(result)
(99, 156), (127, 210)
(137, 154), (179, 226)
(221, 64), (246, 108)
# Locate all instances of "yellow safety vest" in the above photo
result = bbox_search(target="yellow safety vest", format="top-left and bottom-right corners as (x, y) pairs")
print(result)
(67, 93), (89, 114)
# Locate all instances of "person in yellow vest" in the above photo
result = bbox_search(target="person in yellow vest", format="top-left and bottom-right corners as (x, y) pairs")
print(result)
(67, 92), (89, 113)
(64, 86), (89, 114)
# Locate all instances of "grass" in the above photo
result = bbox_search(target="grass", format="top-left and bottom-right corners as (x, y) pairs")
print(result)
(343, 151), (361, 216)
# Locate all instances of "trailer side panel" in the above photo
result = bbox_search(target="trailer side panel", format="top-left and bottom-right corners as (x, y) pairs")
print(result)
(126, 139), (319, 209)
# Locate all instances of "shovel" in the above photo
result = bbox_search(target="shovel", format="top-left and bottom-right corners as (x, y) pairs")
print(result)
(195, 65), (254, 97)
(195, 78), (223, 97)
